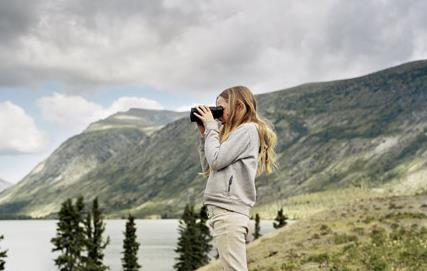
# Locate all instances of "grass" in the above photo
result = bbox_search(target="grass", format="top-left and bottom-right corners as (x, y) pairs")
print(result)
(197, 194), (427, 271)
(250, 186), (391, 220)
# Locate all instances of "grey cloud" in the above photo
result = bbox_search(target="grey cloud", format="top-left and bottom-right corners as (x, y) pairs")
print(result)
(47, 0), (205, 47)
(308, 0), (427, 79)
(0, 0), (426, 93)
(0, 0), (43, 45)
(326, 2), (415, 58)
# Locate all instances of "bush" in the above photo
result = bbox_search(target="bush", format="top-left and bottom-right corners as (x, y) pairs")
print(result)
(351, 227), (365, 235)
(383, 211), (427, 220)
(333, 233), (358, 245)
(320, 224), (332, 235)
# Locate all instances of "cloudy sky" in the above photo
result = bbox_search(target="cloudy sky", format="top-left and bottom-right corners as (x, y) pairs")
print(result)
(1, 0), (426, 184)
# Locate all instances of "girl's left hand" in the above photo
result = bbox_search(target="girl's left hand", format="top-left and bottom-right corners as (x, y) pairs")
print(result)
(194, 105), (215, 123)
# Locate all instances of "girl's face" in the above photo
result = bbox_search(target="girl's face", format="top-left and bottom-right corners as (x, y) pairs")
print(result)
(216, 96), (229, 125)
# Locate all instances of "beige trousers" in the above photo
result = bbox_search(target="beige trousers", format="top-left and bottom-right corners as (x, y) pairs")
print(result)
(206, 204), (250, 271)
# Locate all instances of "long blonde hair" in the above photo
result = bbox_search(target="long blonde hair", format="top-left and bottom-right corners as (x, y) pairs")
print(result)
(199, 85), (279, 177)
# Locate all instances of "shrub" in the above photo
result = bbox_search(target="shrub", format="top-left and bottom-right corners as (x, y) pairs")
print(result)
(320, 224), (332, 235)
(333, 233), (358, 245)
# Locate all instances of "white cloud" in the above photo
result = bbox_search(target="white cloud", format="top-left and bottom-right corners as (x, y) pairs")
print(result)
(174, 103), (197, 112)
(0, 101), (49, 154)
(36, 93), (164, 133)
(109, 96), (164, 113)
(37, 93), (106, 132)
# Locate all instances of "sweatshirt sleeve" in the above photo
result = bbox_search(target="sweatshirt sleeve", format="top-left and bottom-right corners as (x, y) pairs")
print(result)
(197, 135), (209, 172)
(203, 120), (252, 171)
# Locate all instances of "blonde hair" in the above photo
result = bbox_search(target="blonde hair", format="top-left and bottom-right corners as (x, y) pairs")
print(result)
(199, 85), (279, 177)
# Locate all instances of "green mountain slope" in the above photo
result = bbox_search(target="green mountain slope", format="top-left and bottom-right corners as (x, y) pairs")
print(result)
(251, 60), (427, 212)
(0, 59), (426, 219)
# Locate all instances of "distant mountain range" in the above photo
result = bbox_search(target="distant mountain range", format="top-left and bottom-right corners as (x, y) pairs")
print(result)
(0, 178), (11, 193)
(1, 59), (426, 219)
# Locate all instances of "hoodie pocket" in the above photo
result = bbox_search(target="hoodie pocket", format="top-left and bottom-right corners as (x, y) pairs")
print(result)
(227, 175), (233, 196)
(205, 170), (230, 196)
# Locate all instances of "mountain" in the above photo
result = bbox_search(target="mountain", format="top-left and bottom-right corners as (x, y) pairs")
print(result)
(0, 108), (187, 218)
(0, 178), (11, 192)
(0, 59), (426, 219)
(84, 108), (187, 135)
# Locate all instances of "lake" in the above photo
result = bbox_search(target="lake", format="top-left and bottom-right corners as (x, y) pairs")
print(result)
(0, 219), (291, 271)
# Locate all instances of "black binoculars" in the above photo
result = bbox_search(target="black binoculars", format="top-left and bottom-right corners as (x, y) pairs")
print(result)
(190, 106), (224, 125)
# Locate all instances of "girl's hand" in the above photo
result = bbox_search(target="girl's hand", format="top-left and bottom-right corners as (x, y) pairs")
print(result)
(194, 105), (215, 123)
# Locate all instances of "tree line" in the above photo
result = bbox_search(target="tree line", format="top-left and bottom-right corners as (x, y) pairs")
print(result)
(0, 198), (288, 271)
(50, 196), (140, 271)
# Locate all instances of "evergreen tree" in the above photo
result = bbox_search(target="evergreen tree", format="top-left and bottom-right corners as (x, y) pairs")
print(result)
(174, 204), (194, 271)
(121, 213), (141, 271)
(197, 205), (213, 265)
(174, 203), (206, 271)
(83, 211), (93, 269)
(253, 213), (262, 240)
(74, 196), (87, 270)
(51, 197), (86, 271)
(0, 235), (7, 271)
(83, 197), (110, 271)
(273, 208), (288, 229)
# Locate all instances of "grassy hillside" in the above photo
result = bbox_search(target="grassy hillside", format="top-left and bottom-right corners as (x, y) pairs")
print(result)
(253, 60), (427, 205)
(251, 186), (388, 220)
(198, 194), (427, 270)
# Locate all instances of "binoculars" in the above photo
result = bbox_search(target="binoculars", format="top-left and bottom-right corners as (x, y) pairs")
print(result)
(190, 105), (224, 125)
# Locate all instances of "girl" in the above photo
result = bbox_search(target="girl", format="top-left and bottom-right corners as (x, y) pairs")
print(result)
(194, 85), (278, 270)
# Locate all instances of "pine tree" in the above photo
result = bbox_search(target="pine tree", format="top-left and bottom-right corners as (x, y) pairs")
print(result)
(0, 235), (7, 271)
(83, 197), (110, 271)
(51, 198), (72, 271)
(273, 208), (288, 229)
(121, 213), (141, 271)
(174, 204), (194, 271)
(74, 196), (87, 270)
(174, 203), (206, 271)
(83, 211), (93, 269)
(197, 205), (213, 265)
(51, 197), (86, 271)
(253, 213), (262, 240)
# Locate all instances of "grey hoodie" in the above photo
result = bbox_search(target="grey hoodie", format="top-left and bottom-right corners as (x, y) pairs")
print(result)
(197, 120), (260, 217)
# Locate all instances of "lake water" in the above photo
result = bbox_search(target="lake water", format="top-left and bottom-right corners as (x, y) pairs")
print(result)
(0, 219), (289, 271)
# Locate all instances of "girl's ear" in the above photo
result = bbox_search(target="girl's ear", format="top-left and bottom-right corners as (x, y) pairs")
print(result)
(236, 101), (244, 111)
(235, 101), (240, 109)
